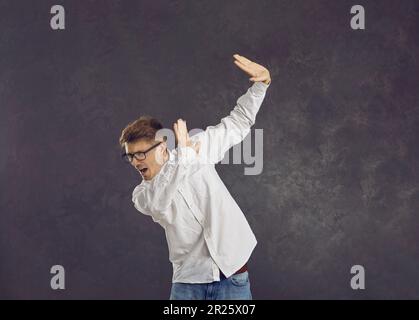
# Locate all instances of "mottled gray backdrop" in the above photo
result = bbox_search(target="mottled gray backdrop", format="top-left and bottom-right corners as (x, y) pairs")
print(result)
(1, 0), (418, 299)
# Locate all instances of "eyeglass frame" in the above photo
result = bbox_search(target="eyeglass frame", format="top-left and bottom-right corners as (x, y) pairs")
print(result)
(121, 141), (163, 163)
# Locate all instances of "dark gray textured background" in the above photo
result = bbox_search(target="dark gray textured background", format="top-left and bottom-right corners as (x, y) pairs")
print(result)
(1, 0), (418, 299)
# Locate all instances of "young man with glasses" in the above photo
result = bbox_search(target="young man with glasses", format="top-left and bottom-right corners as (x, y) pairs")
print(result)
(119, 54), (271, 300)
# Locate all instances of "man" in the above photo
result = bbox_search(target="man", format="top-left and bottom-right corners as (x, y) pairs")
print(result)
(119, 54), (271, 300)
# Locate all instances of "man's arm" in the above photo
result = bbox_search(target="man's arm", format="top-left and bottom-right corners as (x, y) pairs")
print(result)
(191, 54), (271, 164)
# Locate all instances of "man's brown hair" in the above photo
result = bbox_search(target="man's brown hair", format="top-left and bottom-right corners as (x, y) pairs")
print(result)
(119, 115), (163, 147)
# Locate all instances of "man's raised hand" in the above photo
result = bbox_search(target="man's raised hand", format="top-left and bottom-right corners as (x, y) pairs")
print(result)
(233, 54), (271, 85)
(173, 119), (200, 154)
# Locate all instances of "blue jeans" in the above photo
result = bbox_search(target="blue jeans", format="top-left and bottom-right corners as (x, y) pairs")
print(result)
(169, 271), (252, 300)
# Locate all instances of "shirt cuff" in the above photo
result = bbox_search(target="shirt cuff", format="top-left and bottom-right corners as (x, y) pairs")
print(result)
(249, 81), (270, 97)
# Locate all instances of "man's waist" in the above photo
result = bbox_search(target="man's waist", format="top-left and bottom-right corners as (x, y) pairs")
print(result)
(220, 263), (248, 279)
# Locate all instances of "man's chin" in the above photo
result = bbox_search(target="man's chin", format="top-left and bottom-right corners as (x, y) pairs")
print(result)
(142, 173), (152, 180)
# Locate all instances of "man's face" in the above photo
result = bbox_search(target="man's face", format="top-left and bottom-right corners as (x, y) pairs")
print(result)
(124, 139), (167, 181)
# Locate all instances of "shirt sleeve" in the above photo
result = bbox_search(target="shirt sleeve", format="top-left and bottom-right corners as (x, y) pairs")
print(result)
(132, 146), (200, 216)
(190, 81), (270, 164)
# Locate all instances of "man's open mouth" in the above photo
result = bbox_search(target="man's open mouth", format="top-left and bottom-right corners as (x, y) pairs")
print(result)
(139, 168), (148, 175)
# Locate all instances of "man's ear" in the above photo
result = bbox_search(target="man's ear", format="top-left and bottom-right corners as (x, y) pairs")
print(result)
(158, 140), (168, 154)
(154, 141), (167, 165)
(161, 141), (167, 152)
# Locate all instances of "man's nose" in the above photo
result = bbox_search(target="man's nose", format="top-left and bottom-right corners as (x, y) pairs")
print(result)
(131, 157), (143, 167)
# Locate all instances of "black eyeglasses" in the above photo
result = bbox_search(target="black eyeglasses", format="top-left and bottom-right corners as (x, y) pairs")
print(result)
(121, 142), (162, 163)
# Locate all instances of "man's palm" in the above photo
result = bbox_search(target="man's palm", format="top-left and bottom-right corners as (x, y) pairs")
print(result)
(233, 54), (271, 84)
(173, 119), (200, 154)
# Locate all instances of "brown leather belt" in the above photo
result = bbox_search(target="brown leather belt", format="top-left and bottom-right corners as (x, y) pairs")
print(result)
(220, 263), (248, 279)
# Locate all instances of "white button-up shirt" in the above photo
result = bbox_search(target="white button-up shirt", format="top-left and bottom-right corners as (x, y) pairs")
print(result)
(132, 81), (270, 283)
